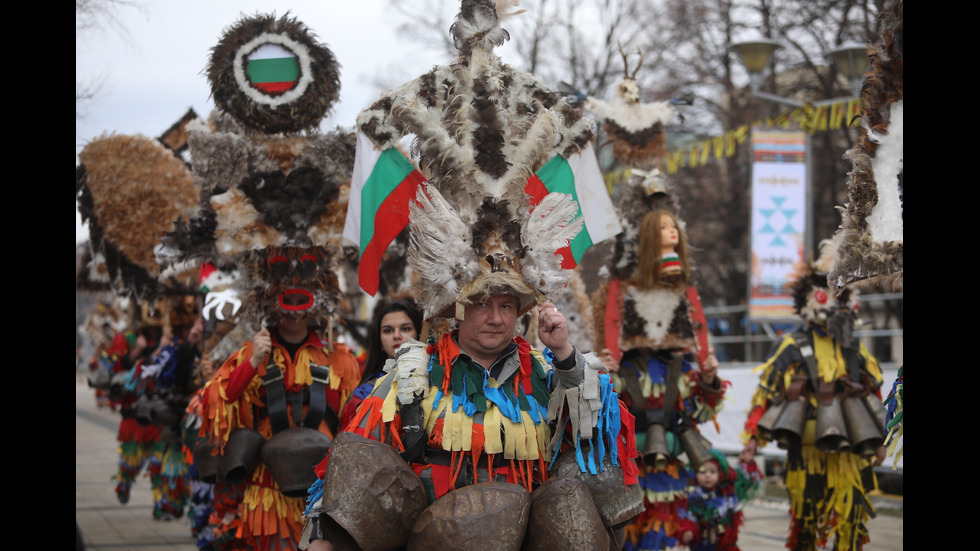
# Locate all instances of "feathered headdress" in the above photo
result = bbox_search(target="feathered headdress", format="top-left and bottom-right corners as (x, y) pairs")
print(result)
(158, 13), (355, 330)
(352, 0), (619, 321)
(829, 0), (903, 294)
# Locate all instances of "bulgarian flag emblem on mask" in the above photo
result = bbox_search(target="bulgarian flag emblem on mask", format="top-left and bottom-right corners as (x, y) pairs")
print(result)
(246, 44), (299, 94)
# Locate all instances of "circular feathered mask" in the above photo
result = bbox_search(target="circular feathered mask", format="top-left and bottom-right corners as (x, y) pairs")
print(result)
(207, 13), (341, 134)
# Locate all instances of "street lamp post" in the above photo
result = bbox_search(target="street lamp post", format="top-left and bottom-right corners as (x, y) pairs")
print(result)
(727, 40), (869, 107)
(727, 39), (868, 359)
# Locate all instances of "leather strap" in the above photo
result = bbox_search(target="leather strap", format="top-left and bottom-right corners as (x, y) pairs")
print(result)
(662, 352), (682, 416)
(619, 352), (646, 423)
(304, 363), (331, 430)
(793, 330), (820, 390)
(399, 399), (427, 462)
(261, 364), (290, 435)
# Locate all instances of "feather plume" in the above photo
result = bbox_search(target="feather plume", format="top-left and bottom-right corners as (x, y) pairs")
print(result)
(523, 193), (582, 260)
(77, 133), (199, 299)
(829, 0), (902, 293)
(521, 193), (582, 298)
(408, 185), (480, 319)
(353, 0), (599, 317)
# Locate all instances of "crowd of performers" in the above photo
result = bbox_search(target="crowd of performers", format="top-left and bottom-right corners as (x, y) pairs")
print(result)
(83, 248), (893, 551)
(78, 2), (900, 550)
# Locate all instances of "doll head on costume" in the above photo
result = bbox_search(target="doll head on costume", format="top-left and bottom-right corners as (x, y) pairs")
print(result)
(636, 209), (689, 288)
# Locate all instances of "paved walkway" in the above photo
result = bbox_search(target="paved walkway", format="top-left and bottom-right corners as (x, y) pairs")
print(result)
(75, 374), (902, 550)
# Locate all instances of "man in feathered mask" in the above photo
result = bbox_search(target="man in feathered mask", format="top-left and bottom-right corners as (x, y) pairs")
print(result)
(300, 2), (640, 550)
(741, 241), (885, 551)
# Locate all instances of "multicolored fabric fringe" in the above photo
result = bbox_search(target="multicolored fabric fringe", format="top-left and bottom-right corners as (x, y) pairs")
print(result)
(882, 365), (903, 468)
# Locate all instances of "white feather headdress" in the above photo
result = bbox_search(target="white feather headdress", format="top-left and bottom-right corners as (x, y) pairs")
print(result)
(356, 0), (598, 320)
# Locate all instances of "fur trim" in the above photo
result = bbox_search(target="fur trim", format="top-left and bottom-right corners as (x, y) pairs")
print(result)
(619, 285), (697, 351)
(829, 0), (903, 293)
(207, 13), (341, 134)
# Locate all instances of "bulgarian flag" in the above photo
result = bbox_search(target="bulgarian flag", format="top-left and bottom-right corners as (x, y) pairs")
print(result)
(524, 143), (622, 268)
(246, 44), (299, 94)
(344, 131), (426, 296)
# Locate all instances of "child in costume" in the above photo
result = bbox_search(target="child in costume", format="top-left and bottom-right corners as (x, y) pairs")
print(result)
(680, 449), (763, 551)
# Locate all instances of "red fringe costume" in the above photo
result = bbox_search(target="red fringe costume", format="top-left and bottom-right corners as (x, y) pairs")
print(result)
(200, 330), (358, 551)
(302, 331), (639, 548)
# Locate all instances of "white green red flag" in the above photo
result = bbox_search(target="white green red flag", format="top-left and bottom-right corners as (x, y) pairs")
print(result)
(347, 136), (621, 294)
(344, 131), (426, 296)
(245, 44), (299, 93)
(524, 143), (622, 268)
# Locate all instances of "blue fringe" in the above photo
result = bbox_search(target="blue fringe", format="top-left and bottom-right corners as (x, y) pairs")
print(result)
(303, 478), (324, 515)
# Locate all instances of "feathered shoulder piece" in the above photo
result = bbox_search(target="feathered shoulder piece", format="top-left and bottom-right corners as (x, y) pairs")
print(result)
(829, 0), (902, 294)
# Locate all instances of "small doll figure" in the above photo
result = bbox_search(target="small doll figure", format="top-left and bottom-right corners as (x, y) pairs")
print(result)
(636, 209), (689, 286)
(681, 449), (763, 551)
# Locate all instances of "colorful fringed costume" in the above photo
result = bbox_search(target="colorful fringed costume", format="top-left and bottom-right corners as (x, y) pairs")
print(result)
(681, 451), (763, 551)
(116, 328), (198, 520)
(742, 329), (883, 551)
(592, 276), (726, 551)
(201, 330), (359, 551)
(302, 330), (639, 547)
(183, 388), (217, 548)
(616, 351), (726, 551)
(185, 386), (248, 551)
(108, 331), (153, 505)
(135, 335), (201, 520)
(360, 332), (633, 498)
(882, 365), (902, 468)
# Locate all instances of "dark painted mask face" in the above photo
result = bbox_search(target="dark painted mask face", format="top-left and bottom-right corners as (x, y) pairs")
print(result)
(801, 285), (858, 327)
(253, 246), (338, 325)
(266, 248), (321, 313)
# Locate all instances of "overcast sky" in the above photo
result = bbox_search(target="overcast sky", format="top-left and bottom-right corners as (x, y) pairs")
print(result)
(76, 0), (503, 244)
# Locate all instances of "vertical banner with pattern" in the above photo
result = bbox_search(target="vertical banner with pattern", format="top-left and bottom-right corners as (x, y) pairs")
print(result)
(749, 129), (807, 320)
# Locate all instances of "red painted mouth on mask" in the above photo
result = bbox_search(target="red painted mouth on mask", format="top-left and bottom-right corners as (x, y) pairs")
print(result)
(279, 289), (314, 311)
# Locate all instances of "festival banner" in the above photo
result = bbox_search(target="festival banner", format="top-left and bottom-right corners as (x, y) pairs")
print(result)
(749, 129), (807, 320)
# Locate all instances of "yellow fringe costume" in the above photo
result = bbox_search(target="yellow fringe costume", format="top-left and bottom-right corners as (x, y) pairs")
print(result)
(742, 329), (883, 551)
